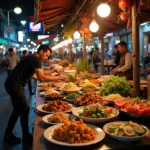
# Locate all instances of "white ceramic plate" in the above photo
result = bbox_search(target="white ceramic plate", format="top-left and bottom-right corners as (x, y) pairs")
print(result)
(44, 124), (105, 146)
(103, 121), (149, 142)
(36, 104), (72, 114)
(42, 113), (73, 125)
(72, 106), (119, 124)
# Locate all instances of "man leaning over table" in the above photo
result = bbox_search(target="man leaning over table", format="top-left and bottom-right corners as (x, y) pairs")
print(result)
(111, 41), (133, 80)
(4, 44), (68, 146)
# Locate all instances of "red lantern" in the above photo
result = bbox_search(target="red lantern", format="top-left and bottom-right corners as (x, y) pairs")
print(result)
(119, 12), (128, 21)
(119, 0), (132, 11)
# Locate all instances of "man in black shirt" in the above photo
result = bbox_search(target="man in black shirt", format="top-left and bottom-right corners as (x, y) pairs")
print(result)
(20, 50), (34, 95)
(4, 45), (67, 145)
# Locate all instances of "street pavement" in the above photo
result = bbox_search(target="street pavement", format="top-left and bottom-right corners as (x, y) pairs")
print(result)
(0, 71), (36, 150)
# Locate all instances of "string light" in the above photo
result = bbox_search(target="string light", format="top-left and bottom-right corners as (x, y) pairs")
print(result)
(97, 3), (111, 18)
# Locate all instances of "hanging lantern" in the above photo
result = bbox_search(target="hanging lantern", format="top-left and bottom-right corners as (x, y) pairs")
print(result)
(73, 31), (81, 39)
(119, 0), (132, 11)
(119, 12), (129, 21)
(81, 16), (90, 24)
(89, 20), (99, 33)
(83, 27), (90, 34)
(97, 3), (111, 18)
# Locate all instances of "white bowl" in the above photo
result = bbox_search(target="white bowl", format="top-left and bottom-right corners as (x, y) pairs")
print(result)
(72, 106), (119, 124)
(103, 121), (149, 142)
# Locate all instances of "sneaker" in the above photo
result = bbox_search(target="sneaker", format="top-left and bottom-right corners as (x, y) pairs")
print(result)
(4, 133), (21, 144)
(22, 133), (33, 146)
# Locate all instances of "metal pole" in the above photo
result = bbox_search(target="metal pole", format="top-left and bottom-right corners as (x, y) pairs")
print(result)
(132, 0), (140, 97)
(8, 11), (10, 27)
(7, 11), (10, 47)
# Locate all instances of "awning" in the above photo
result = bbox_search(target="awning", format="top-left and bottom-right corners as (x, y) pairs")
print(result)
(35, 0), (75, 31)
(34, 0), (150, 35)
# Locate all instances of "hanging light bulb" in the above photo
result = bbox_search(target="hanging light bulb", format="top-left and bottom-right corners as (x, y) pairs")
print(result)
(60, 41), (65, 47)
(68, 38), (73, 44)
(64, 40), (68, 46)
(73, 31), (81, 39)
(97, 3), (111, 18)
(89, 20), (99, 33)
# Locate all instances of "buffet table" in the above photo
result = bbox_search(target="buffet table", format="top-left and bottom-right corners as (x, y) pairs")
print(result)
(33, 88), (150, 150)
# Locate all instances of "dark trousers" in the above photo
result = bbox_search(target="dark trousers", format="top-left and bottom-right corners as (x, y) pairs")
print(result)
(4, 82), (30, 136)
(7, 70), (12, 75)
(28, 79), (32, 93)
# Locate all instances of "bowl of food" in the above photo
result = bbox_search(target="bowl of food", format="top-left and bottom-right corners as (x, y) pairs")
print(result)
(114, 98), (150, 120)
(103, 121), (149, 142)
(72, 104), (119, 124)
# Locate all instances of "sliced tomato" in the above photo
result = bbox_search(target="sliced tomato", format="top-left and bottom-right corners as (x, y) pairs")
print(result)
(138, 104), (148, 110)
(126, 106), (139, 114)
(106, 108), (113, 113)
(139, 108), (150, 115)
(114, 100), (128, 109)
(84, 112), (92, 117)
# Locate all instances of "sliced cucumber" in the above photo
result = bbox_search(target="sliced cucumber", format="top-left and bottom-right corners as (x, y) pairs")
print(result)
(124, 126), (135, 136)
(133, 125), (146, 136)
(107, 125), (118, 133)
(114, 128), (119, 136)
(117, 129), (124, 136)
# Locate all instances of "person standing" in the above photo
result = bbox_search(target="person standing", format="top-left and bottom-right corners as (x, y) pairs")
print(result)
(113, 44), (121, 66)
(92, 47), (100, 73)
(111, 41), (133, 80)
(4, 44), (68, 145)
(6, 48), (20, 75)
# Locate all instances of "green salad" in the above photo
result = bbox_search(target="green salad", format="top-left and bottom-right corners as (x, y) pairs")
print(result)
(79, 106), (116, 118)
(107, 121), (147, 137)
(65, 93), (80, 103)
(99, 76), (132, 97)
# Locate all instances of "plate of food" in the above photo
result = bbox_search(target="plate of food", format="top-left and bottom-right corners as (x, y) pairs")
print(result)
(44, 93), (63, 100)
(103, 121), (149, 142)
(62, 82), (82, 93)
(36, 100), (72, 113)
(42, 112), (73, 125)
(44, 120), (105, 146)
(75, 92), (109, 106)
(39, 88), (59, 96)
(39, 85), (51, 91)
(64, 93), (81, 104)
(104, 94), (124, 103)
(114, 98), (150, 119)
(72, 104), (119, 124)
